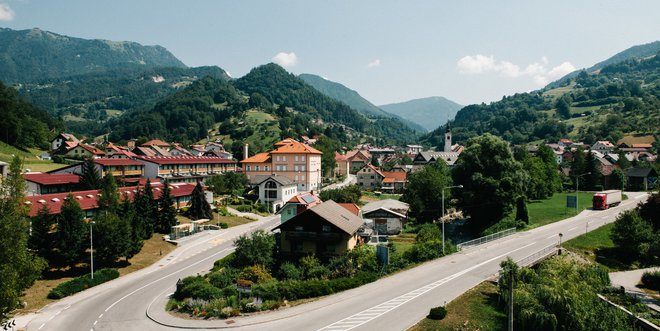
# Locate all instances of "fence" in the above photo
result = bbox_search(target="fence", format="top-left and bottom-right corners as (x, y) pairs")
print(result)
(456, 227), (516, 251)
(515, 244), (559, 267)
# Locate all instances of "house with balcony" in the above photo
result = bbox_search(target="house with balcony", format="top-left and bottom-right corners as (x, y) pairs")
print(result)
(241, 138), (322, 192)
(51, 133), (79, 152)
(135, 155), (238, 183)
(63, 144), (105, 159)
(273, 200), (364, 260)
(277, 192), (322, 224)
(50, 158), (144, 181)
(24, 173), (82, 196)
(255, 174), (298, 212)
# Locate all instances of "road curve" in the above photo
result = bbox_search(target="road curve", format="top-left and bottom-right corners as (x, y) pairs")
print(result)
(23, 192), (647, 331)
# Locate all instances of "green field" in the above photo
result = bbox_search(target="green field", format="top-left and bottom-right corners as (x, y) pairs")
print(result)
(526, 192), (595, 228)
(409, 281), (505, 331)
(563, 223), (631, 271)
(0, 141), (67, 172)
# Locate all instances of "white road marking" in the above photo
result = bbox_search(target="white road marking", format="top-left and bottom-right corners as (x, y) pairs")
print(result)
(567, 226), (577, 231)
(105, 247), (233, 312)
(93, 320), (98, 325)
(317, 242), (536, 331)
(38, 323), (45, 330)
(98, 313), (103, 319)
(546, 234), (556, 239)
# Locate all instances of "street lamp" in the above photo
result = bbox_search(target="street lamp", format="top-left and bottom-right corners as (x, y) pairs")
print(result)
(575, 172), (591, 213)
(558, 233), (564, 252)
(442, 185), (463, 255)
(90, 220), (95, 279)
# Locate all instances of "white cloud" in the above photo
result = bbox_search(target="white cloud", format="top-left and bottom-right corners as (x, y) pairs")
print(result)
(272, 52), (298, 67)
(0, 3), (15, 21)
(457, 54), (575, 86)
(367, 59), (381, 68)
(548, 61), (576, 78)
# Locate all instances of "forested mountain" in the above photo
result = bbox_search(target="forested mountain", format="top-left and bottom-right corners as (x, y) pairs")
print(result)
(547, 40), (660, 89)
(0, 27), (185, 83)
(422, 50), (660, 148)
(298, 74), (426, 132)
(108, 64), (420, 152)
(0, 81), (62, 149)
(379, 96), (463, 132)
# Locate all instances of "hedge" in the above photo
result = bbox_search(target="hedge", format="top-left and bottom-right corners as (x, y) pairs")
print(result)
(48, 269), (119, 299)
(173, 276), (222, 300)
(641, 270), (660, 290)
(252, 272), (379, 301)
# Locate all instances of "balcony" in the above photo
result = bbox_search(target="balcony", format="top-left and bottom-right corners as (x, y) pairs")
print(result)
(285, 231), (342, 241)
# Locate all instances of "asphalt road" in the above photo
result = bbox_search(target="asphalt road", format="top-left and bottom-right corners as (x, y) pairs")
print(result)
(22, 192), (647, 331)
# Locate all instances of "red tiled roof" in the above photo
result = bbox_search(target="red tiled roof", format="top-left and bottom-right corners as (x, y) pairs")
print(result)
(79, 144), (105, 155)
(337, 202), (361, 216)
(141, 139), (171, 147)
(241, 152), (271, 164)
(136, 155), (237, 165)
(270, 138), (322, 155)
(94, 158), (143, 166)
(26, 181), (195, 217)
(382, 171), (407, 182)
(632, 143), (653, 148)
(23, 173), (80, 185)
(111, 150), (138, 158)
(287, 193), (322, 205)
(335, 152), (348, 162)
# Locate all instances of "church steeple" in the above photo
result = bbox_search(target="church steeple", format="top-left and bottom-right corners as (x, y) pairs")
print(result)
(444, 126), (452, 152)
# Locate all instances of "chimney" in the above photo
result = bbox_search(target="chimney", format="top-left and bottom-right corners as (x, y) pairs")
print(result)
(243, 143), (249, 160)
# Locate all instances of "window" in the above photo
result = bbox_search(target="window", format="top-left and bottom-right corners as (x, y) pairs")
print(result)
(295, 175), (298, 181)
(265, 166), (269, 171)
(255, 166), (260, 171)
(294, 165), (299, 171)
(295, 155), (299, 161)
(276, 155), (280, 161)
(301, 156), (305, 161)
(301, 165), (306, 171)
(283, 156), (287, 161)
(301, 175), (304, 181)
(276, 165), (281, 171)
(246, 166), (251, 171)
(371, 175), (374, 179)
(282, 165), (287, 171)
(294, 226), (303, 231)
(322, 225), (331, 232)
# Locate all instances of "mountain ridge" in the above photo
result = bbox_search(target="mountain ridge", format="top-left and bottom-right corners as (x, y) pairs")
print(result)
(379, 96), (463, 132)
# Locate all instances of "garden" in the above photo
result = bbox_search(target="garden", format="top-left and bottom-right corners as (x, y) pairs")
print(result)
(167, 224), (456, 319)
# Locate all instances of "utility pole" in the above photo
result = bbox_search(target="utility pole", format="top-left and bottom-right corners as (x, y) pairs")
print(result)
(508, 267), (514, 331)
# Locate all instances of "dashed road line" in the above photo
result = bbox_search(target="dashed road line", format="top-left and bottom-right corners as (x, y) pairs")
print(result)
(317, 242), (536, 331)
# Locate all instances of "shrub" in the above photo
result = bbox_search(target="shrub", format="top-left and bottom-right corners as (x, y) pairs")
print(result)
(405, 240), (443, 262)
(208, 267), (239, 289)
(278, 262), (303, 280)
(47, 268), (119, 299)
(213, 253), (236, 271)
(239, 264), (273, 283)
(219, 222), (229, 229)
(232, 230), (276, 269)
(173, 276), (222, 300)
(428, 306), (447, 320)
(236, 205), (253, 212)
(416, 223), (442, 243)
(641, 270), (660, 290)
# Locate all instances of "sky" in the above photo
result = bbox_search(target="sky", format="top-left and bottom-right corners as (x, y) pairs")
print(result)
(1, 0), (659, 106)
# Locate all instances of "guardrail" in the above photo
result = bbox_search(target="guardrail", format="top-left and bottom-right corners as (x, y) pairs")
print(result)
(456, 227), (516, 251)
(516, 244), (559, 267)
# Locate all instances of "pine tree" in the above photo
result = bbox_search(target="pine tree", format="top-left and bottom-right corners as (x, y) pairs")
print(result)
(515, 196), (529, 224)
(186, 182), (213, 220)
(0, 156), (46, 318)
(118, 193), (143, 257)
(134, 180), (155, 239)
(79, 158), (101, 190)
(156, 181), (177, 234)
(56, 194), (87, 267)
(28, 204), (54, 259)
(93, 212), (132, 264)
(617, 151), (631, 170)
(98, 173), (119, 213)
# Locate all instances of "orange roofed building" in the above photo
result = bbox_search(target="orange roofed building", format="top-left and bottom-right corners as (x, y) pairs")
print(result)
(241, 138), (322, 192)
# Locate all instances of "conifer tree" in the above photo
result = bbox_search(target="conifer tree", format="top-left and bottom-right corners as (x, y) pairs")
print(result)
(28, 204), (54, 259)
(98, 172), (119, 213)
(0, 156), (46, 318)
(93, 212), (132, 264)
(118, 192), (143, 256)
(156, 181), (177, 233)
(187, 182), (213, 220)
(79, 158), (101, 190)
(56, 194), (87, 267)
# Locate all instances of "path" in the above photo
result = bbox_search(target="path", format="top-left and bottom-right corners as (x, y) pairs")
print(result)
(610, 267), (660, 313)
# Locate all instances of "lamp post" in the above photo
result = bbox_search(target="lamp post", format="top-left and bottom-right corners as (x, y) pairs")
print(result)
(442, 185), (463, 255)
(575, 172), (591, 213)
(90, 220), (95, 279)
(558, 232), (564, 252)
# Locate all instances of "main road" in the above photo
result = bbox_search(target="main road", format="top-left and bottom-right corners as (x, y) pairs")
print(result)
(22, 192), (647, 331)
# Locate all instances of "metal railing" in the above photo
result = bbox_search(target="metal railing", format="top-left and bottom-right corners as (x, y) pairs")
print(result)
(516, 244), (559, 267)
(456, 227), (516, 251)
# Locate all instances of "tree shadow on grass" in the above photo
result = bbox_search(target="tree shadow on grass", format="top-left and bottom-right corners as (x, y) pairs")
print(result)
(594, 247), (634, 271)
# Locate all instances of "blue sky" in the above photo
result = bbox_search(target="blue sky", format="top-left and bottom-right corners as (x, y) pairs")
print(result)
(1, 0), (659, 106)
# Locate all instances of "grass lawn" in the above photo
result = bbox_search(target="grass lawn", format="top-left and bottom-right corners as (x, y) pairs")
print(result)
(526, 192), (595, 228)
(360, 191), (402, 204)
(389, 233), (415, 254)
(563, 223), (631, 271)
(0, 141), (67, 172)
(15, 235), (176, 315)
(176, 212), (257, 227)
(409, 281), (506, 331)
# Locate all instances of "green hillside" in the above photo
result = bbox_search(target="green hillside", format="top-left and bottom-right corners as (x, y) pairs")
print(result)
(298, 74), (426, 132)
(422, 51), (660, 148)
(0, 27), (186, 83)
(379, 96), (463, 132)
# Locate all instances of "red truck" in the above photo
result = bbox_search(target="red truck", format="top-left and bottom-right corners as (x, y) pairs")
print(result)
(592, 190), (622, 210)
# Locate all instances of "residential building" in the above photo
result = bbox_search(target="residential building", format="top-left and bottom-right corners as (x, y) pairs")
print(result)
(63, 144), (105, 159)
(369, 147), (396, 165)
(406, 145), (423, 154)
(273, 200), (364, 259)
(141, 139), (171, 148)
(362, 199), (409, 235)
(626, 168), (658, 191)
(357, 164), (384, 189)
(135, 155), (238, 183)
(51, 133), (79, 151)
(277, 192), (322, 223)
(241, 138), (322, 192)
(254, 174), (298, 212)
(412, 151), (460, 167)
(591, 141), (615, 153)
(50, 158), (144, 180)
(24, 173), (81, 196)
(25, 181), (198, 218)
(334, 152), (349, 177)
(346, 150), (371, 174)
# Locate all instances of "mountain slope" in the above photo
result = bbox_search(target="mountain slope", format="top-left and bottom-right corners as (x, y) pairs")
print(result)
(0, 27), (186, 83)
(298, 73), (426, 132)
(547, 40), (660, 89)
(379, 96), (463, 132)
(421, 50), (660, 148)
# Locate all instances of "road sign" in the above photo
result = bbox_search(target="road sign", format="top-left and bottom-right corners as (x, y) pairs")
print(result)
(376, 245), (389, 265)
(566, 196), (577, 208)
(236, 279), (253, 294)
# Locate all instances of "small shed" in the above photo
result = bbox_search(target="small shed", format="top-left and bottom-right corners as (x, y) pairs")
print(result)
(626, 168), (658, 191)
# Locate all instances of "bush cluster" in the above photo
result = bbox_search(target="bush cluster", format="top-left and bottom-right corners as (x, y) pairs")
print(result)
(48, 268), (119, 299)
(641, 270), (660, 290)
(252, 272), (378, 301)
(428, 306), (447, 320)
